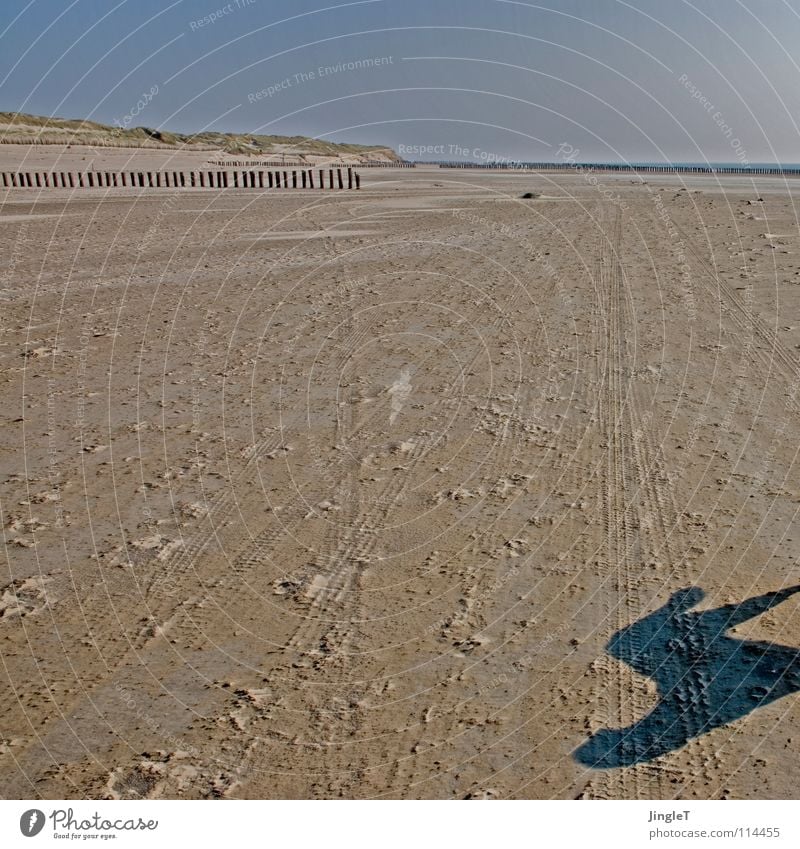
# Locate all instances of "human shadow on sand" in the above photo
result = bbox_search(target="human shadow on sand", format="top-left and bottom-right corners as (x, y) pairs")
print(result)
(575, 585), (800, 768)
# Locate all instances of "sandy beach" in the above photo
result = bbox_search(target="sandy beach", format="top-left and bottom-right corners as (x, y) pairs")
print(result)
(2, 158), (800, 800)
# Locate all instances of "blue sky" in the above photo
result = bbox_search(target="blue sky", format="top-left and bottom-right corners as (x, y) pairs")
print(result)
(3, 0), (800, 162)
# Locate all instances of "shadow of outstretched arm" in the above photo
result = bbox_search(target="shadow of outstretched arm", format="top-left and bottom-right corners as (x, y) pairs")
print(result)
(703, 585), (800, 631)
(576, 584), (800, 769)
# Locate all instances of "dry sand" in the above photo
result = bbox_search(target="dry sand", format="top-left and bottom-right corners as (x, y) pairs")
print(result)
(2, 156), (800, 799)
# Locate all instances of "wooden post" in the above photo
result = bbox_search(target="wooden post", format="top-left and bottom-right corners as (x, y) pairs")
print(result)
(355, 172), (360, 189)
(337, 168), (343, 189)
(319, 169), (324, 188)
(301, 170), (307, 188)
(329, 169), (334, 189)
(292, 170), (297, 188)
(308, 169), (314, 188)
(347, 167), (353, 189)
(283, 170), (288, 188)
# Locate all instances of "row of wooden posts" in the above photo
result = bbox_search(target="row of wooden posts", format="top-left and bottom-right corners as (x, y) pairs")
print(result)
(1, 167), (361, 190)
(436, 162), (800, 175)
